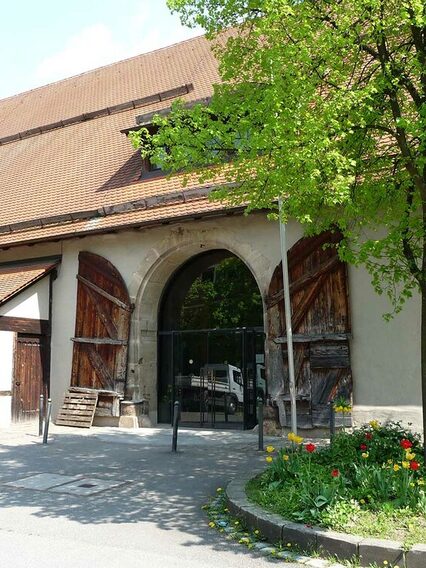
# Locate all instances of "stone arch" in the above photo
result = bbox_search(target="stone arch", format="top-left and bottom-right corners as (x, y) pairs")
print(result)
(126, 233), (272, 420)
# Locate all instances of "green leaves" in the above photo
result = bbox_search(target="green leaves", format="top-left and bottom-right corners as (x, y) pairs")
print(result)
(132, 0), (426, 310)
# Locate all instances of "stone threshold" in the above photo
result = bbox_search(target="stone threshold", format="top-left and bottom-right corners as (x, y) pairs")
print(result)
(226, 474), (426, 568)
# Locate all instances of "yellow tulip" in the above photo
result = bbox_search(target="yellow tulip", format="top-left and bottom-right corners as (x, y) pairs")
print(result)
(266, 445), (275, 453)
(369, 419), (380, 430)
(361, 452), (369, 459)
(393, 464), (400, 472)
(283, 454), (289, 461)
(266, 456), (273, 463)
(402, 461), (410, 469)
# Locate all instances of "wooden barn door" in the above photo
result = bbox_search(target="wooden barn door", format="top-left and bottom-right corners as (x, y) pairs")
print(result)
(267, 231), (352, 427)
(71, 252), (131, 394)
(12, 334), (48, 422)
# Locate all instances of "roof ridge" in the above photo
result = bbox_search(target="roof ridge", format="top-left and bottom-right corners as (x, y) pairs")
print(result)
(0, 32), (207, 104)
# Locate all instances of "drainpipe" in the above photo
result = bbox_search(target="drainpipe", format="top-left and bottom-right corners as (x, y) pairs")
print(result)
(278, 199), (298, 435)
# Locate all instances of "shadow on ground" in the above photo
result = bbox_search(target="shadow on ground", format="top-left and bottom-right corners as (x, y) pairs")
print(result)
(0, 428), (280, 562)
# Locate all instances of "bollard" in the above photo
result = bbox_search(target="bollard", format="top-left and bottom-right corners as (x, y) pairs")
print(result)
(329, 399), (336, 441)
(38, 394), (44, 436)
(42, 398), (52, 445)
(172, 400), (180, 452)
(257, 397), (264, 451)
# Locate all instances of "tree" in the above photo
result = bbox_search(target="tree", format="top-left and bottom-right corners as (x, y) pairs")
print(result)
(180, 256), (263, 329)
(130, 1), (426, 448)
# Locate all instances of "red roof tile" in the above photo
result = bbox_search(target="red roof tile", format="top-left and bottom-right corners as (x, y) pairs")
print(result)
(0, 34), (237, 248)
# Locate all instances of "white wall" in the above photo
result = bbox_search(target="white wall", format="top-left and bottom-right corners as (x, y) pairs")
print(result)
(349, 264), (421, 430)
(0, 278), (50, 319)
(0, 330), (14, 427)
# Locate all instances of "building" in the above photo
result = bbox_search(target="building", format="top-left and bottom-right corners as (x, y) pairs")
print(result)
(0, 35), (421, 431)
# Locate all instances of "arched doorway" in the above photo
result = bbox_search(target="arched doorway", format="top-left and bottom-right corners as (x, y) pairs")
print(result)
(158, 250), (265, 428)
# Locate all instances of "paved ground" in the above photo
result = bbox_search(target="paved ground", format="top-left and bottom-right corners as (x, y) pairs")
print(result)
(0, 423), (304, 567)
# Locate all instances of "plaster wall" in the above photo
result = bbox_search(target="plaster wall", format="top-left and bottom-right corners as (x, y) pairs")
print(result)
(0, 330), (13, 426)
(0, 215), (421, 430)
(348, 264), (421, 430)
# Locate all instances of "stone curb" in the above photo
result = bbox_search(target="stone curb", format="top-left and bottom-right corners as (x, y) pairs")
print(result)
(226, 474), (424, 567)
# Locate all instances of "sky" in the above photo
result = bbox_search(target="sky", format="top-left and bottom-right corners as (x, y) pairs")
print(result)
(0, 0), (202, 100)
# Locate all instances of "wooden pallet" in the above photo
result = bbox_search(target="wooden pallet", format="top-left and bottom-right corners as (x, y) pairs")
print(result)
(55, 389), (99, 428)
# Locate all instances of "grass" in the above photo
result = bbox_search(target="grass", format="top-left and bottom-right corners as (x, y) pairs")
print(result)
(246, 468), (426, 547)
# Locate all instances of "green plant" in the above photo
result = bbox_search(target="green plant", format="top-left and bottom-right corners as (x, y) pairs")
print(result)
(247, 421), (426, 545)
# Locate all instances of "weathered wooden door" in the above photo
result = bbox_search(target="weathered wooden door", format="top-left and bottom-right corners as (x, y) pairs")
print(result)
(71, 252), (131, 393)
(267, 231), (352, 426)
(12, 334), (47, 422)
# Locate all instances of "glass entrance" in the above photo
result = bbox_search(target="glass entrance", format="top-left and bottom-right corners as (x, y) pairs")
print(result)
(157, 249), (265, 429)
(158, 327), (265, 428)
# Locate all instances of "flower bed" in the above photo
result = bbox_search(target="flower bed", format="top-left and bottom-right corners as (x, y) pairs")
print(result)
(247, 421), (426, 546)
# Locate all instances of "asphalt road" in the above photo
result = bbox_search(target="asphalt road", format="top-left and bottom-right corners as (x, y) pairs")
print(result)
(0, 425), (304, 568)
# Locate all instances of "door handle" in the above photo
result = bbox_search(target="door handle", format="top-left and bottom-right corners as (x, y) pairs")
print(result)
(15, 381), (21, 386)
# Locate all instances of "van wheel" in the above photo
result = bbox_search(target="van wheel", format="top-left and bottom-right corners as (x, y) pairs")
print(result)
(227, 395), (238, 415)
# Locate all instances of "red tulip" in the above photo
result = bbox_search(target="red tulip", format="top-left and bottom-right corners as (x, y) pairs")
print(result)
(365, 433), (373, 440)
(305, 443), (316, 453)
(360, 444), (367, 451)
(400, 439), (413, 450)
(331, 469), (340, 478)
(410, 461), (420, 470)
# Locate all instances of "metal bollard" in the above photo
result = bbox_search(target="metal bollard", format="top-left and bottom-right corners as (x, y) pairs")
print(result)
(42, 398), (52, 445)
(329, 400), (336, 440)
(172, 400), (180, 452)
(257, 397), (264, 451)
(38, 394), (44, 436)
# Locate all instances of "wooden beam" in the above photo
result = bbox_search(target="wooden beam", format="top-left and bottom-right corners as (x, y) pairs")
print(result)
(84, 285), (119, 339)
(82, 344), (115, 390)
(77, 275), (131, 312)
(79, 253), (125, 292)
(267, 256), (341, 309)
(0, 315), (49, 334)
(288, 231), (341, 270)
(274, 333), (351, 344)
(291, 274), (327, 332)
(72, 337), (127, 346)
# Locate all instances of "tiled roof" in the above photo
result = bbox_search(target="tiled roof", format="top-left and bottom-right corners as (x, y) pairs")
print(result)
(0, 34), (237, 248)
(0, 258), (60, 306)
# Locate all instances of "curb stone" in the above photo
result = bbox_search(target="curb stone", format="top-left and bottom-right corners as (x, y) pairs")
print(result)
(226, 475), (426, 568)
(358, 537), (404, 567)
(406, 544), (426, 568)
